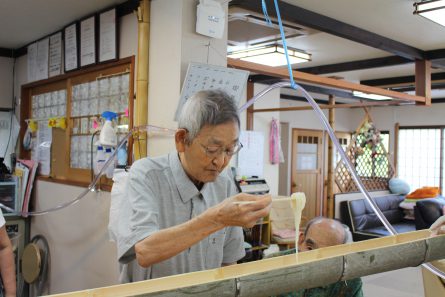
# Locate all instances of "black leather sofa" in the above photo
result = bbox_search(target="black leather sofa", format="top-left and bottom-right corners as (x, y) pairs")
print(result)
(340, 195), (416, 241)
(414, 197), (445, 230)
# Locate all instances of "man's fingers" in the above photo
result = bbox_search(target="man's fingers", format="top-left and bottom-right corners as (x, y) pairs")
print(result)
(430, 215), (445, 231)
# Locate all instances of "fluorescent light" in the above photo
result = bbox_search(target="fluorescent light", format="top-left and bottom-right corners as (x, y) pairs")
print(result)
(227, 44), (311, 67)
(414, 0), (445, 27)
(353, 91), (392, 101)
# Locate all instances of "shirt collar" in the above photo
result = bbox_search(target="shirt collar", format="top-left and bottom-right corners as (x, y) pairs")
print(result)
(169, 151), (200, 203)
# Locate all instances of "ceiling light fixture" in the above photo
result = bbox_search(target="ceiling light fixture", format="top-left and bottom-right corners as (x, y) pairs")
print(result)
(413, 0), (445, 27)
(352, 91), (392, 101)
(227, 44), (311, 67)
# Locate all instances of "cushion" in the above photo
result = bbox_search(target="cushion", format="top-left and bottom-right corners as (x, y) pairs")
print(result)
(388, 178), (410, 195)
(407, 186), (440, 199)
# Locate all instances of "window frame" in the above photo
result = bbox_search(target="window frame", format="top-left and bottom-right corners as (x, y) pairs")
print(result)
(20, 56), (135, 190)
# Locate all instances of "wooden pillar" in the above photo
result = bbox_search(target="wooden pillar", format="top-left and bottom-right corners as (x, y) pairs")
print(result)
(134, 0), (150, 160)
(327, 95), (335, 218)
(415, 59), (431, 106)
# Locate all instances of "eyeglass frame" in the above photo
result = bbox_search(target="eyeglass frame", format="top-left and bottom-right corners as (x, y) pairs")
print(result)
(199, 142), (243, 158)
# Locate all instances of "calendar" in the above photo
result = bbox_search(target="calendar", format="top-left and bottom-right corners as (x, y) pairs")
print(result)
(174, 62), (249, 120)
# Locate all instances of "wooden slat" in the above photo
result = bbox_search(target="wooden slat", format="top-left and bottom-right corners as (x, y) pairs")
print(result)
(228, 58), (427, 103)
(48, 230), (445, 297)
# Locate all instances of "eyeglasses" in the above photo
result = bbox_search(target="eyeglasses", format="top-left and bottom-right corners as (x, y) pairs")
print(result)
(200, 142), (243, 158)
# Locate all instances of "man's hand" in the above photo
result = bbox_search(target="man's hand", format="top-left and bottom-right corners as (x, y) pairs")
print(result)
(430, 215), (445, 236)
(206, 193), (272, 228)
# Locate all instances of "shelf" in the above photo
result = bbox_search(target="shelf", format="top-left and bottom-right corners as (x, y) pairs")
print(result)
(251, 244), (269, 251)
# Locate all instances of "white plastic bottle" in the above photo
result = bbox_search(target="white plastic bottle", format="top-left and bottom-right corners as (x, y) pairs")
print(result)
(95, 146), (106, 176)
(105, 147), (115, 178)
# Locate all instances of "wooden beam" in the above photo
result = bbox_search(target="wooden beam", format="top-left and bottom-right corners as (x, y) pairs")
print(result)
(415, 59), (432, 106)
(299, 56), (412, 75)
(251, 100), (408, 113)
(228, 58), (427, 103)
(48, 231), (445, 297)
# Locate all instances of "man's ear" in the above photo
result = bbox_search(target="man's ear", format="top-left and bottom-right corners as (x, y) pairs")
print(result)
(175, 129), (188, 152)
(297, 231), (305, 245)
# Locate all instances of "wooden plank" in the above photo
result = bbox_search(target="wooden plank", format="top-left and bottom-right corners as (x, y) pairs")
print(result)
(415, 59), (432, 106)
(49, 230), (445, 297)
(228, 58), (427, 103)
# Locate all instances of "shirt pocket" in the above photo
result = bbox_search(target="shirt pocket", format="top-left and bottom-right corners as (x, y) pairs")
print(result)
(205, 229), (226, 269)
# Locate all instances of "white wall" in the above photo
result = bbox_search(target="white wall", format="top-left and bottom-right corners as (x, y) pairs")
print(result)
(251, 83), (281, 196)
(0, 57), (14, 108)
(148, 0), (228, 156)
(26, 14), (138, 294)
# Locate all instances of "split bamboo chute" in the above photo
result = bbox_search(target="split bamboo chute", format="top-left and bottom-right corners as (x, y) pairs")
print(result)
(49, 230), (445, 297)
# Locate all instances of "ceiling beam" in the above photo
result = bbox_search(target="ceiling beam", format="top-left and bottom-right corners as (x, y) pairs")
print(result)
(250, 74), (356, 99)
(230, 0), (426, 61)
(298, 56), (412, 75)
(362, 72), (445, 87)
(228, 58), (427, 103)
(0, 48), (15, 58)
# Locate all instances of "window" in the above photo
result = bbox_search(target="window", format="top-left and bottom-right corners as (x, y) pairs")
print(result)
(397, 127), (442, 192)
(20, 57), (135, 188)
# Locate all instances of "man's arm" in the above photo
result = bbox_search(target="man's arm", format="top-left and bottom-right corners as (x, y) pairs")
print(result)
(135, 193), (271, 268)
(0, 226), (16, 297)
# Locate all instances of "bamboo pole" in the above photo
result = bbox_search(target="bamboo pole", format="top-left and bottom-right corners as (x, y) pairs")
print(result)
(48, 231), (445, 297)
(327, 95), (335, 218)
(133, 0), (150, 160)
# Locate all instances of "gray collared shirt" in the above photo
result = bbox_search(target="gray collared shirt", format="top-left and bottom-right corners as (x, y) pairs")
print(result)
(117, 152), (245, 282)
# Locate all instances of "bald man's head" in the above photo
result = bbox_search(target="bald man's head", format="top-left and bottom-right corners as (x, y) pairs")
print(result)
(298, 217), (347, 251)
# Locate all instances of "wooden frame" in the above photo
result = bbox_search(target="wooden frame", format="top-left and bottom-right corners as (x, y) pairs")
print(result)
(79, 15), (97, 67)
(228, 58), (428, 104)
(20, 57), (135, 189)
(98, 7), (118, 63)
(64, 22), (79, 72)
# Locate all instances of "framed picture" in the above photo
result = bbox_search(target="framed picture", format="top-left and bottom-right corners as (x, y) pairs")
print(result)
(64, 22), (79, 72)
(99, 8), (118, 63)
(80, 15), (97, 67)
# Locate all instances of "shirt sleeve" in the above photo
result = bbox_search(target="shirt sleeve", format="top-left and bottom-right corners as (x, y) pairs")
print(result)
(117, 160), (160, 263)
(222, 226), (245, 264)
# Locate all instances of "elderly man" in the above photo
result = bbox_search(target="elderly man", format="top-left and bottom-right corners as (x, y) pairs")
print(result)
(117, 90), (271, 282)
(268, 217), (363, 297)
(0, 208), (16, 297)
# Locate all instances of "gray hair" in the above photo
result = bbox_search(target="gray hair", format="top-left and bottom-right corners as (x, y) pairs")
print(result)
(178, 89), (240, 144)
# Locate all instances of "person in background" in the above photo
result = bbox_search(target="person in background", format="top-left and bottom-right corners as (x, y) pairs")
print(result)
(0, 208), (16, 297)
(268, 217), (363, 297)
(116, 89), (271, 282)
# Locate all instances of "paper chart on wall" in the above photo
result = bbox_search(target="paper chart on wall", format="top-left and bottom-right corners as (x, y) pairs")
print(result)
(237, 130), (264, 177)
(174, 62), (249, 120)
(36, 121), (52, 176)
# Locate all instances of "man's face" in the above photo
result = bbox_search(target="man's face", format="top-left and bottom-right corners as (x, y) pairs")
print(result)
(177, 121), (240, 184)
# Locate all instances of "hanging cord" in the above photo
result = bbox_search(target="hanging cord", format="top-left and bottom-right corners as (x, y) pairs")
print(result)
(261, 0), (273, 26)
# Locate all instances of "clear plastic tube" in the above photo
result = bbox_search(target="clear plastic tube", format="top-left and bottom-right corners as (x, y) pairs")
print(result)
(242, 81), (444, 279)
(0, 125), (175, 216)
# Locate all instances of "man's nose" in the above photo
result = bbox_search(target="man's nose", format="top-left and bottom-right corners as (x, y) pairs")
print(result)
(212, 152), (228, 167)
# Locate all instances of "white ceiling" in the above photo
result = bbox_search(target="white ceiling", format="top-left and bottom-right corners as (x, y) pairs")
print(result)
(1, 0), (444, 99)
